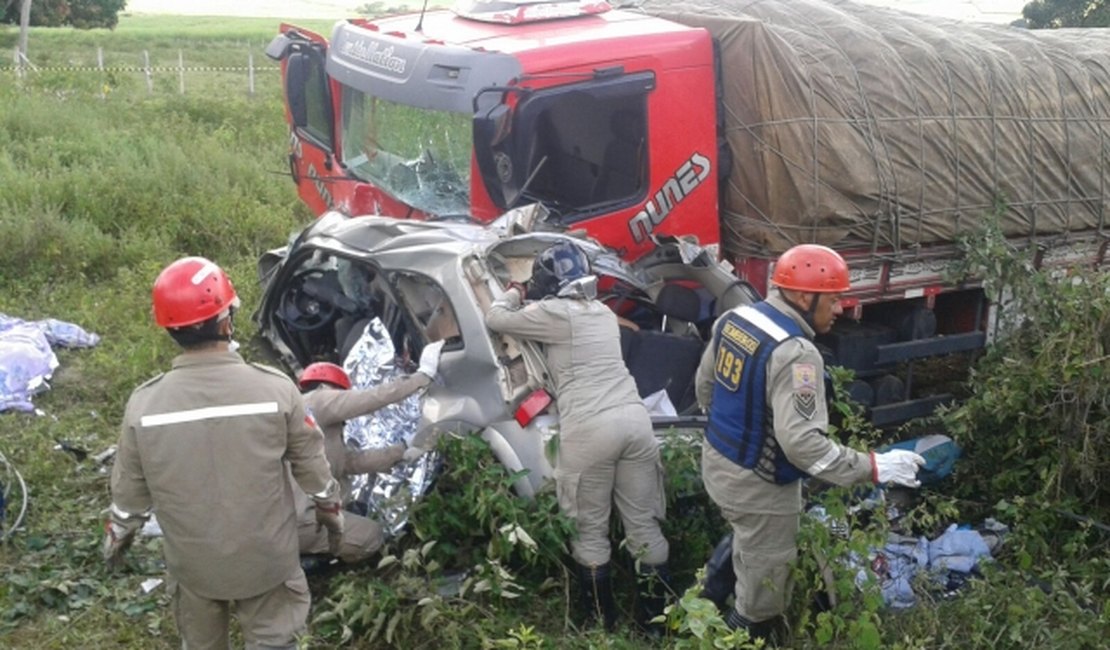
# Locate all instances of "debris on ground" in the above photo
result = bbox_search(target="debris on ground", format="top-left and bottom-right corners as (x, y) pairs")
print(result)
(0, 314), (100, 413)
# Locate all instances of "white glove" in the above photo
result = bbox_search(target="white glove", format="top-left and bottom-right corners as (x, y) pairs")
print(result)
(870, 450), (927, 487)
(418, 340), (446, 378)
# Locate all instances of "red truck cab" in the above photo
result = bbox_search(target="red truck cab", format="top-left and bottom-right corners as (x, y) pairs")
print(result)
(267, 2), (720, 261)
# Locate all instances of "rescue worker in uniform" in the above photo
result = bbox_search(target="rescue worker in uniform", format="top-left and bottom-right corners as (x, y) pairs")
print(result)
(485, 241), (671, 634)
(104, 256), (343, 650)
(294, 340), (444, 563)
(696, 244), (927, 643)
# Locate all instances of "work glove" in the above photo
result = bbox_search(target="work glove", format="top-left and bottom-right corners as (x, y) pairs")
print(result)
(870, 449), (928, 488)
(417, 340), (446, 379)
(314, 499), (345, 556)
(101, 507), (145, 569)
(402, 426), (445, 463)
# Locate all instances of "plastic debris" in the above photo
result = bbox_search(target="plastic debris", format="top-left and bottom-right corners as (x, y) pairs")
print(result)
(1, 314), (100, 413)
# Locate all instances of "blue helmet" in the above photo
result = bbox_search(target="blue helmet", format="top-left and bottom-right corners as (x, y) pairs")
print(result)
(530, 241), (591, 298)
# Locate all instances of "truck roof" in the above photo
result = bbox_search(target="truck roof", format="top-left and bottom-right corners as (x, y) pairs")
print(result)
(350, 8), (705, 63)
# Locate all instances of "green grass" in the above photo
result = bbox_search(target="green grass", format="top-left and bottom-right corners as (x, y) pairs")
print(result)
(1, 12), (1107, 650)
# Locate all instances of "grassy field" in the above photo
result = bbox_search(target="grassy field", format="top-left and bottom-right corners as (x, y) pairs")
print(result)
(2, 13), (1108, 650)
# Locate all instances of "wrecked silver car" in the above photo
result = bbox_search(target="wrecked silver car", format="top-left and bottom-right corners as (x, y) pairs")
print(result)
(254, 208), (755, 499)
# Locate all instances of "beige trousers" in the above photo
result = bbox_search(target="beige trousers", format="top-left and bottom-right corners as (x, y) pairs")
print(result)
(170, 569), (310, 649)
(298, 510), (384, 564)
(702, 452), (799, 622)
(555, 403), (668, 566)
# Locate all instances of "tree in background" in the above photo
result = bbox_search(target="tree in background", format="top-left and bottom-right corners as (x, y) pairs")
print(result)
(1023, 0), (1110, 27)
(3, 0), (127, 28)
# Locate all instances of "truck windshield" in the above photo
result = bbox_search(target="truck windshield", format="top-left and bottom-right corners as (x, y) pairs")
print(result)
(340, 89), (472, 219)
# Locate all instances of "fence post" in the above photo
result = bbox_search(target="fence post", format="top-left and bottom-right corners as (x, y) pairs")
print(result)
(178, 50), (185, 94)
(144, 50), (153, 94)
(98, 46), (105, 99)
(248, 52), (255, 97)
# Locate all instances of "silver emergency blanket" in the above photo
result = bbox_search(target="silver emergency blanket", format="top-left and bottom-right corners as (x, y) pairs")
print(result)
(648, 0), (1110, 256)
(342, 318), (436, 537)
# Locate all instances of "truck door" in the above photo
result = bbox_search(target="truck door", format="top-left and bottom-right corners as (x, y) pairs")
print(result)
(266, 27), (337, 215)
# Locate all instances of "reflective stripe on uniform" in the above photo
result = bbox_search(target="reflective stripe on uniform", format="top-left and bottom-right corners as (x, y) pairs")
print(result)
(139, 402), (279, 427)
(735, 306), (790, 342)
(804, 445), (841, 476)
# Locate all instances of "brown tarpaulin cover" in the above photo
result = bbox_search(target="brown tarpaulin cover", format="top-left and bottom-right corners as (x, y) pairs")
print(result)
(648, 0), (1110, 257)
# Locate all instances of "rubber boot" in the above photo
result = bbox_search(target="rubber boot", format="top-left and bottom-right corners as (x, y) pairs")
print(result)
(635, 562), (674, 638)
(699, 532), (735, 614)
(725, 608), (783, 646)
(577, 562), (617, 631)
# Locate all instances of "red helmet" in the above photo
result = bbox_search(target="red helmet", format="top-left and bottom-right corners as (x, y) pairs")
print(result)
(771, 244), (850, 293)
(152, 257), (240, 328)
(299, 362), (351, 390)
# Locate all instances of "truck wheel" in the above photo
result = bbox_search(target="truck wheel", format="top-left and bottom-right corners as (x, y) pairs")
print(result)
(844, 379), (874, 407)
(870, 374), (905, 406)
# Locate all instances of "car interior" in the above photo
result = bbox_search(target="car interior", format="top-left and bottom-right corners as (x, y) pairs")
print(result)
(271, 245), (716, 416)
(272, 251), (460, 369)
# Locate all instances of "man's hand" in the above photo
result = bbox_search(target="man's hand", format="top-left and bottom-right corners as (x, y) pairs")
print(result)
(314, 499), (345, 556)
(417, 340), (446, 379)
(871, 450), (927, 487)
(101, 507), (145, 569)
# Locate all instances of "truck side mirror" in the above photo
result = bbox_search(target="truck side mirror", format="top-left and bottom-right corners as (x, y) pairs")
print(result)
(476, 103), (512, 147)
(474, 103), (518, 209)
(285, 53), (309, 129)
(265, 33), (294, 61)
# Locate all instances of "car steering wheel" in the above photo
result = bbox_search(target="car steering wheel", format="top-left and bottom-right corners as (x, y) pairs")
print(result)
(277, 274), (337, 332)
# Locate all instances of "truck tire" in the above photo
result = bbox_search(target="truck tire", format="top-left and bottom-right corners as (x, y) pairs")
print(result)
(870, 374), (905, 407)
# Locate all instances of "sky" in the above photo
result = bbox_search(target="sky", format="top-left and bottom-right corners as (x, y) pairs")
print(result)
(124, 0), (1030, 23)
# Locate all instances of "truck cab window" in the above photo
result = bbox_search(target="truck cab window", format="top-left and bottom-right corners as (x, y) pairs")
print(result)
(520, 92), (648, 215)
(474, 73), (654, 220)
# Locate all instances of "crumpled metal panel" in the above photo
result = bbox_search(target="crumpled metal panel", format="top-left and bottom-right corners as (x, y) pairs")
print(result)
(342, 318), (436, 538)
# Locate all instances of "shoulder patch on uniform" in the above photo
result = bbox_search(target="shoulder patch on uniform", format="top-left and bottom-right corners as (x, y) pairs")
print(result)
(134, 373), (165, 390)
(791, 363), (818, 393)
(250, 362), (294, 380)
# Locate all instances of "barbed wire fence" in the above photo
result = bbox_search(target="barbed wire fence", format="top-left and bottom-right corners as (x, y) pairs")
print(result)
(3, 46), (281, 97)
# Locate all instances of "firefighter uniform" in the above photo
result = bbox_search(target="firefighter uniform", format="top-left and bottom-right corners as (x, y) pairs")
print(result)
(695, 291), (872, 625)
(111, 349), (334, 649)
(486, 290), (668, 567)
(295, 373), (430, 562)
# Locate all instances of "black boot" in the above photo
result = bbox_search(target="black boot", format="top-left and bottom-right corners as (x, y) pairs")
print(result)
(698, 532), (735, 614)
(635, 562), (674, 638)
(577, 562), (617, 631)
(725, 608), (783, 646)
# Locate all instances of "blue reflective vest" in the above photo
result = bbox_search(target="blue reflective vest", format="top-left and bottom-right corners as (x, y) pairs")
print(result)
(705, 301), (809, 485)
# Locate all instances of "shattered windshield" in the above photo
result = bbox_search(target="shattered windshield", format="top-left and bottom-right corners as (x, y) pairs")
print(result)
(340, 89), (472, 219)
